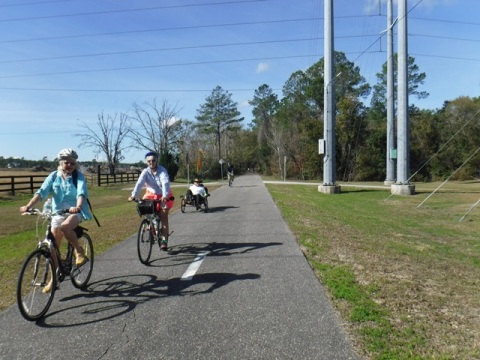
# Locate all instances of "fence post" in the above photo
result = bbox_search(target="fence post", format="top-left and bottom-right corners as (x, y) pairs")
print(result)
(97, 165), (101, 187)
(10, 176), (15, 196)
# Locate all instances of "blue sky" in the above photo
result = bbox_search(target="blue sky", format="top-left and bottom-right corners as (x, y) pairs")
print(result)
(0, 0), (478, 164)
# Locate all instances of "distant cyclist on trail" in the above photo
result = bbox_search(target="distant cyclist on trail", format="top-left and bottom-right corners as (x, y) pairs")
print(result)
(128, 151), (174, 251)
(227, 163), (234, 184)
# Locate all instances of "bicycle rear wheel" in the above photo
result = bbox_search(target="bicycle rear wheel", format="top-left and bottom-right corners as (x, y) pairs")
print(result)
(71, 232), (94, 289)
(180, 197), (186, 213)
(17, 249), (56, 321)
(137, 219), (153, 264)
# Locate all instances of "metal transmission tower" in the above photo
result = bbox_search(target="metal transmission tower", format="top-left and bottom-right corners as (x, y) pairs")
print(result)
(384, 0), (396, 185)
(392, 0), (415, 195)
(319, 0), (340, 194)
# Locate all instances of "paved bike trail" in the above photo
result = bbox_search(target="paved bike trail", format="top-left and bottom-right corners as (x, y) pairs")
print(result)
(0, 174), (359, 360)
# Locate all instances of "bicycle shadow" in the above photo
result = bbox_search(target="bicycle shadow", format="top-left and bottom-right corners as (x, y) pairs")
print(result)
(140, 241), (282, 267)
(164, 241), (282, 257)
(36, 271), (260, 328)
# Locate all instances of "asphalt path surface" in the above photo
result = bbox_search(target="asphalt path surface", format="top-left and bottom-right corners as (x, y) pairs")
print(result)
(0, 174), (359, 360)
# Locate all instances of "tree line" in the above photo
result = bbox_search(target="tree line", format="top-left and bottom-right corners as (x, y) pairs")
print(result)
(74, 51), (480, 182)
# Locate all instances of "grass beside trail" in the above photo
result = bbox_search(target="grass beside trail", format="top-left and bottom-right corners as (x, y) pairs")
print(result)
(266, 182), (480, 359)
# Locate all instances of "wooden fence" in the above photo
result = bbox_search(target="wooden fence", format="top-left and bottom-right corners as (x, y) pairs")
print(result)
(0, 172), (140, 196)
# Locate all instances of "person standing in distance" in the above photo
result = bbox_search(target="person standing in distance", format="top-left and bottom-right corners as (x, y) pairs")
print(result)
(20, 148), (92, 293)
(128, 151), (174, 250)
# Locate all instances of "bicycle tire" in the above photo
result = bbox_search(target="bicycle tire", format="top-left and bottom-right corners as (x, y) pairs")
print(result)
(204, 198), (209, 213)
(17, 249), (56, 321)
(181, 197), (186, 213)
(137, 219), (153, 264)
(71, 233), (94, 289)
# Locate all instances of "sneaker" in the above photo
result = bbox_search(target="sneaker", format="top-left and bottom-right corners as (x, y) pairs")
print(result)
(75, 246), (87, 267)
(160, 237), (168, 251)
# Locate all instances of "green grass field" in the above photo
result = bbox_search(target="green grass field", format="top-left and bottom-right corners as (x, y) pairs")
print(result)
(2, 179), (480, 359)
(267, 181), (480, 359)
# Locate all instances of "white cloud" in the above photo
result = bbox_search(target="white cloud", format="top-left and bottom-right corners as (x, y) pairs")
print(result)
(167, 116), (181, 126)
(239, 100), (251, 109)
(256, 62), (270, 74)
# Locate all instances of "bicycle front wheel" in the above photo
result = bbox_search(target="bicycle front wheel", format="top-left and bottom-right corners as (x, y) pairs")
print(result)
(71, 233), (94, 289)
(137, 219), (153, 264)
(17, 249), (56, 321)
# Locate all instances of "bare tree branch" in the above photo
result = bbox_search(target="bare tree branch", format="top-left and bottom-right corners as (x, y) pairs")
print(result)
(128, 98), (184, 155)
(74, 112), (131, 174)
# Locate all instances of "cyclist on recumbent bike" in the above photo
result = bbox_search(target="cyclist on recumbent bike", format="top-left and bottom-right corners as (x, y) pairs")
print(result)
(186, 178), (209, 210)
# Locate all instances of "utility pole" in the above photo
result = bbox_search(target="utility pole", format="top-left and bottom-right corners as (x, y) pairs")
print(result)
(385, 0), (396, 185)
(319, 0), (340, 194)
(391, 0), (415, 195)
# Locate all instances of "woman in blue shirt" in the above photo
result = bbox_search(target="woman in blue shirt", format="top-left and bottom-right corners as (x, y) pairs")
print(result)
(20, 149), (92, 292)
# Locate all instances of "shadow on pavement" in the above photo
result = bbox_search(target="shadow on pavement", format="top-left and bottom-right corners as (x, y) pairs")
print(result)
(36, 271), (260, 328)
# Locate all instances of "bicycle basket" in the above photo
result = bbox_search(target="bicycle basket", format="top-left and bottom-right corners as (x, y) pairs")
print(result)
(136, 200), (155, 216)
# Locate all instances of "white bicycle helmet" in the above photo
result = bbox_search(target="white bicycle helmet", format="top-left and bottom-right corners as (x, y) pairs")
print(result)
(57, 148), (78, 160)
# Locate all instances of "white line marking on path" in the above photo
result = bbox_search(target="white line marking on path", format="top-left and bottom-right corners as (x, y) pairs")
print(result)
(181, 251), (210, 281)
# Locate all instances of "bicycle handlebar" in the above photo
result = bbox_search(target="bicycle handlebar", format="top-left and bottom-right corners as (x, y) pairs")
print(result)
(130, 196), (175, 203)
(22, 208), (71, 216)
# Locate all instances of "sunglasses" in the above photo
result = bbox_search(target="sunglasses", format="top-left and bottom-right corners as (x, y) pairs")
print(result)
(146, 159), (157, 163)
(63, 161), (76, 166)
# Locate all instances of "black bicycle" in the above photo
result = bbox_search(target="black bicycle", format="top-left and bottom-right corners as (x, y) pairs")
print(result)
(134, 197), (173, 264)
(16, 208), (94, 321)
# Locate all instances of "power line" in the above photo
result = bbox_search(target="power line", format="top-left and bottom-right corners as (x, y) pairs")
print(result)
(0, 0), (271, 23)
(0, 87), (265, 93)
(0, 0), (77, 7)
(410, 16), (480, 27)
(2, 30), (476, 65)
(0, 16), (373, 44)
(1, 49), (478, 82)
(350, 0), (424, 66)
(410, 33), (480, 43)
(0, 35), (374, 64)
(0, 54), (317, 79)
(1, 37), (324, 63)
(411, 52), (480, 62)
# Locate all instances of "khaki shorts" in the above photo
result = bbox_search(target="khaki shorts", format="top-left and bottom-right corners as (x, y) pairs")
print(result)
(51, 213), (82, 229)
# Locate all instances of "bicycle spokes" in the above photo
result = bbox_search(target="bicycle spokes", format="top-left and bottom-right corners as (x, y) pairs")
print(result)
(17, 250), (55, 321)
